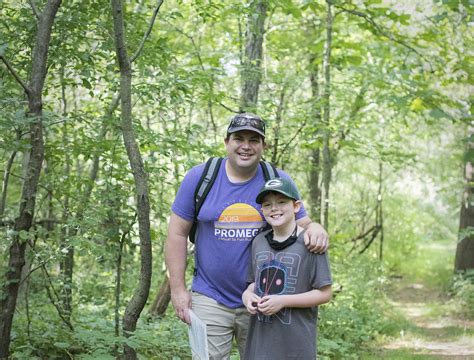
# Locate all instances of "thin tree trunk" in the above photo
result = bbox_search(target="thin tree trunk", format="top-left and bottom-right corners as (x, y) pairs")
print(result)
(321, 1), (333, 231)
(115, 235), (125, 338)
(240, 0), (268, 112)
(111, 1), (154, 358)
(148, 275), (171, 317)
(0, 1), (62, 358)
(0, 134), (19, 218)
(59, 74), (73, 320)
(148, 115), (183, 316)
(310, 148), (322, 221)
(271, 88), (285, 165)
(0, 159), (16, 219)
(309, 54), (322, 221)
(455, 124), (474, 271)
(378, 162), (384, 261)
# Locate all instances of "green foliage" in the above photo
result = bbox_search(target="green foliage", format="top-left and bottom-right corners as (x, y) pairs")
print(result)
(318, 256), (396, 359)
(1, 0), (472, 358)
(450, 270), (474, 319)
(10, 303), (192, 359)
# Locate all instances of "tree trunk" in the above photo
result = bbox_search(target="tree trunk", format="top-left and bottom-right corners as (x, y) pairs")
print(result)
(59, 71), (73, 320)
(455, 124), (474, 271)
(270, 89), (285, 165)
(240, 0), (268, 112)
(377, 162), (384, 261)
(0, 138), (19, 218)
(111, 1), (153, 358)
(148, 275), (171, 317)
(308, 54), (322, 221)
(0, 1), (62, 358)
(321, 1), (334, 231)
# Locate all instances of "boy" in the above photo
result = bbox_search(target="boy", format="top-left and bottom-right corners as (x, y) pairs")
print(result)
(242, 178), (332, 359)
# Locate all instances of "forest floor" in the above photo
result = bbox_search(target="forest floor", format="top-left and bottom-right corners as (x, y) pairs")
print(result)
(362, 242), (474, 359)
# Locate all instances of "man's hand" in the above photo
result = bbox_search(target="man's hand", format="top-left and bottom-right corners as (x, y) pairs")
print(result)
(171, 288), (192, 325)
(303, 222), (329, 253)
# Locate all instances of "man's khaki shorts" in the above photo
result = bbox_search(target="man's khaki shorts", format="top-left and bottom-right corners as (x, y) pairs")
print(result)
(191, 292), (250, 360)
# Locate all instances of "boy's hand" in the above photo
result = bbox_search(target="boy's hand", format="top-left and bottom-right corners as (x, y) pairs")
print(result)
(257, 295), (286, 315)
(243, 291), (261, 314)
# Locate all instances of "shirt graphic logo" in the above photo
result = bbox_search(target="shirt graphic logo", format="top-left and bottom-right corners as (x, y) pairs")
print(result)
(254, 252), (302, 325)
(257, 260), (287, 296)
(214, 203), (264, 241)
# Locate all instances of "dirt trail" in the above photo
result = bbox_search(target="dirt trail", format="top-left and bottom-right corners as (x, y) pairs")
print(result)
(382, 281), (474, 359)
(371, 240), (474, 359)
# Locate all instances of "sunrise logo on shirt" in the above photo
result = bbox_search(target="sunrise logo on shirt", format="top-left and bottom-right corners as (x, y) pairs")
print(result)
(214, 203), (264, 241)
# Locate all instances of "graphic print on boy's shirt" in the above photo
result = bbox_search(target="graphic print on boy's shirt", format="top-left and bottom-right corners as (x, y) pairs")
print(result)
(214, 202), (265, 241)
(255, 251), (302, 324)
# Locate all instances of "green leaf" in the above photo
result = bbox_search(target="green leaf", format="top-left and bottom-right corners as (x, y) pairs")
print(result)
(18, 230), (29, 241)
(429, 108), (449, 119)
(53, 342), (70, 349)
(82, 78), (92, 89)
(0, 43), (7, 56)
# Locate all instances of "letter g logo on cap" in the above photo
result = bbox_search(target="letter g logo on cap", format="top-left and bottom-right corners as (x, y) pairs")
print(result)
(265, 179), (283, 189)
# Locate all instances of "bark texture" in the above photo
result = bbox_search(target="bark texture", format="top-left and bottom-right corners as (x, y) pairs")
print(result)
(455, 125), (474, 271)
(148, 275), (171, 317)
(111, 1), (153, 358)
(0, 1), (62, 358)
(240, 0), (268, 112)
(309, 54), (322, 221)
(321, 1), (334, 231)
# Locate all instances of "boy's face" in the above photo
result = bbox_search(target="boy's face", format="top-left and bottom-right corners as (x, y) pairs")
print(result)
(260, 192), (301, 228)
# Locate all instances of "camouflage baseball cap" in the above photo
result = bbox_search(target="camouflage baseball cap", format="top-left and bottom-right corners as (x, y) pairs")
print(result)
(256, 177), (301, 204)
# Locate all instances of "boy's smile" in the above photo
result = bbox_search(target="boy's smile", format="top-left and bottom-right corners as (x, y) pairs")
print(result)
(261, 193), (301, 237)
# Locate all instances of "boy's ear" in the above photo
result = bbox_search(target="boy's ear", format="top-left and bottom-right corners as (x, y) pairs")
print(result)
(294, 200), (302, 213)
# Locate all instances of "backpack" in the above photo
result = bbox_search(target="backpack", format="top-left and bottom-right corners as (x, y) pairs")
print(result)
(189, 157), (279, 243)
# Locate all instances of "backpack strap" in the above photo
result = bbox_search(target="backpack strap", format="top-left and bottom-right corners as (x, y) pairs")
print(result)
(189, 157), (223, 243)
(259, 161), (279, 233)
(260, 160), (279, 181)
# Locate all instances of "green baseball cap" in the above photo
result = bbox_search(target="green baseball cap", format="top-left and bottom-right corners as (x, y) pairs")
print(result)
(256, 177), (301, 204)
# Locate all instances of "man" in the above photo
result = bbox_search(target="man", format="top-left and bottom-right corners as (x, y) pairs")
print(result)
(165, 113), (329, 359)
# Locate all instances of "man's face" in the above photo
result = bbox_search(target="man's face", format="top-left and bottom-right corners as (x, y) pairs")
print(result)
(225, 130), (265, 171)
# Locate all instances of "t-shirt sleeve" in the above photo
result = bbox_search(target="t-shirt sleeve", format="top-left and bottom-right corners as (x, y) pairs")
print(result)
(246, 256), (255, 285)
(246, 239), (258, 285)
(310, 252), (332, 290)
(171, 163), (205, 221)
(277, 169), (308, 220)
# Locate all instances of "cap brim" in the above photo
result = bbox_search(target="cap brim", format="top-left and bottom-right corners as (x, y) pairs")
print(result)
(256, 190), (271, 204)
(256, 189), (298, 204)
(227, 126), (265, 138)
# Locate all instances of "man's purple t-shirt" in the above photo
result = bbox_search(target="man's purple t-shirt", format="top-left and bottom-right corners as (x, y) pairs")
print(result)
(171, 158), (307, 308)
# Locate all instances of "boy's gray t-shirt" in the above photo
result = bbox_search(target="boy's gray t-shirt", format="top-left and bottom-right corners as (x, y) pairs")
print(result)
(244, 229), (332, 360)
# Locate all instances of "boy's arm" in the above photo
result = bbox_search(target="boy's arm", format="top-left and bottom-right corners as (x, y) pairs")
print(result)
(257, 285), (332, 316)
